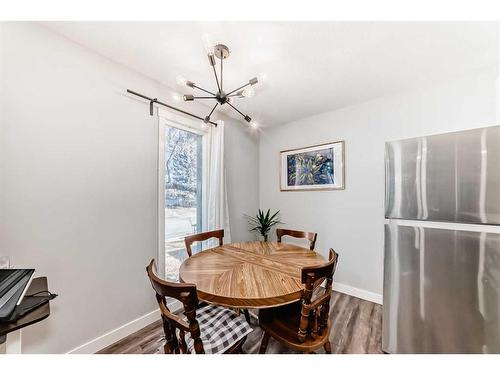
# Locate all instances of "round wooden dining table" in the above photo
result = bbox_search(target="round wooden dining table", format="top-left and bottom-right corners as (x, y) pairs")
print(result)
(178, 241), (326, 309)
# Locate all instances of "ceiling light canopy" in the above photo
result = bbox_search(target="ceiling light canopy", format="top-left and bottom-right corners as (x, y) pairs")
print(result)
(178, 43), (262, 126)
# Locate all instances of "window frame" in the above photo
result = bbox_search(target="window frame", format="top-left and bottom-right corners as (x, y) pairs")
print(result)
(156, 108), (209, 278)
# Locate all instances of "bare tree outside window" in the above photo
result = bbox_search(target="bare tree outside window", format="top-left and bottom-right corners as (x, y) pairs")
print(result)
(164, 126), (202, 281)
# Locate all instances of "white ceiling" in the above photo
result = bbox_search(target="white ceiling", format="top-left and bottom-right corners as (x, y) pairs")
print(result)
(43, 22), (500, 127)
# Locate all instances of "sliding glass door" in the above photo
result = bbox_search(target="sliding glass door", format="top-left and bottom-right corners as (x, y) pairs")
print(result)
(162, 121), (203, 281)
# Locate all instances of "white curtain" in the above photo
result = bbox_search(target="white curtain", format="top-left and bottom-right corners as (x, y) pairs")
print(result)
(203, 121), (231, 244)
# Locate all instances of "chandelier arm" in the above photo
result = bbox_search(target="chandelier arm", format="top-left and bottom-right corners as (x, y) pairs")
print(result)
(207, 103), (219, 118)
(211, 63), (222, 94)
(220, 55), (223, 92)
(227, 102), (249, 119)
(226, 82), (251, 96)
(192, 96), (218, 99)
(192, 84), (217, 96)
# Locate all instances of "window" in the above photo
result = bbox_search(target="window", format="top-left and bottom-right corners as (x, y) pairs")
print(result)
(158, 111), (206, 281)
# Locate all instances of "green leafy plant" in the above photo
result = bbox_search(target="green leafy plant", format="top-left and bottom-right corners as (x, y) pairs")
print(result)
(245, 209), (283, 241)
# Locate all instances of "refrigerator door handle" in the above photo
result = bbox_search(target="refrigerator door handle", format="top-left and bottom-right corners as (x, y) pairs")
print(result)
(385, 144), (392, 217)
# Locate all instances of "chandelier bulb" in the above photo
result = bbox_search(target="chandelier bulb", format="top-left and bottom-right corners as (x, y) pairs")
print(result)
(202, 34), (215, 55)
(242, 88), (255, 98)
(176, 76), (187, 86)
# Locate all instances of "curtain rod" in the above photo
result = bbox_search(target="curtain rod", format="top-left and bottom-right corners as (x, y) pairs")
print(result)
(126, 89), (218, 126)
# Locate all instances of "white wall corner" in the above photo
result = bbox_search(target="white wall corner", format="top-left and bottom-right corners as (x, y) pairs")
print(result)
(333, 282), (383, 305)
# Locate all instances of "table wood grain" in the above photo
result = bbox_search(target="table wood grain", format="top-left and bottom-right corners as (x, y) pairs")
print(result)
(179, 241), (326, 309)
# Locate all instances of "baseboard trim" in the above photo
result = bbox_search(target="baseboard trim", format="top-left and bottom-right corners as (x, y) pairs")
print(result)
(66, 310), (159, 354)
(66, 300), (182, 354)
(333, 282), (383, 305)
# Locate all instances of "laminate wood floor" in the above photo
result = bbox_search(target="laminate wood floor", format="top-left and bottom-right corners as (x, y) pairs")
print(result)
(98, 291), (383, 354)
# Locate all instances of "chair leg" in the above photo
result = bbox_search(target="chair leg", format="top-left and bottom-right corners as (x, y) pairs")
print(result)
(259, 332), (270, 354)
(243, 309), (251, 324)
(228, 337), (246, 354)
(236, 337), (246, 354)
(323, 340), (332, 354)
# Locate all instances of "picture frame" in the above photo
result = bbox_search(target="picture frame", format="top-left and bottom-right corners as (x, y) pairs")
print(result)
(280, 140), (345, 191)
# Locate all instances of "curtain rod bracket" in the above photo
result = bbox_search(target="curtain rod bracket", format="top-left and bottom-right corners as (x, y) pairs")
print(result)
(149, 98), (158, 116)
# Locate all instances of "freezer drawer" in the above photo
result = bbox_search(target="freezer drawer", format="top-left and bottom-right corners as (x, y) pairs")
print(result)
(385, 125), (500, 224)
(383, 222), (500, 353)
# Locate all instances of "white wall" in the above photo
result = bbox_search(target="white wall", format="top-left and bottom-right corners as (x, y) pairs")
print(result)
(225, 123), (260, 241)
(259, 66), (499, 301)
(0, 22), (258, 353)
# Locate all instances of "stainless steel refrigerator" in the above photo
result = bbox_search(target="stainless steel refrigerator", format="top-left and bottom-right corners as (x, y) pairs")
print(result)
(383, 125), (500, 354)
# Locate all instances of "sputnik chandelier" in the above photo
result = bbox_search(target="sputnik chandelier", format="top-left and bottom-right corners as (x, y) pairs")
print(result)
(177, 43), (261, 128)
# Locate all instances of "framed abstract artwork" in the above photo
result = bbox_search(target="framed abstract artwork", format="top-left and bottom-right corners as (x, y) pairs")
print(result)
(280, 141), (345, 191)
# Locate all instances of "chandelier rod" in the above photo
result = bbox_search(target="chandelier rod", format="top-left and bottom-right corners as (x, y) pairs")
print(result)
(226, 81), (251, 96)
(220, 54), (223, 92)
(192, 84), (216, 96)
(207, 103), (219, 118)
(227, 102), (249, 120)
(126, 89), (218, 126)
(211, 61), (221, 93)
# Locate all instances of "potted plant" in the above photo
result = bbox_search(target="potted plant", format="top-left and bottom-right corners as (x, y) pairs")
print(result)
(245, 209), (283, 241)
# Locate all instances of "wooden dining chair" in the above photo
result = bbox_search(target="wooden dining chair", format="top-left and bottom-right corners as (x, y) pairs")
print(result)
(146, 259), (252, 354)
(258, 249), (339, 354)
(276, 228), (318, 250)
(184, 229), (224, 257)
